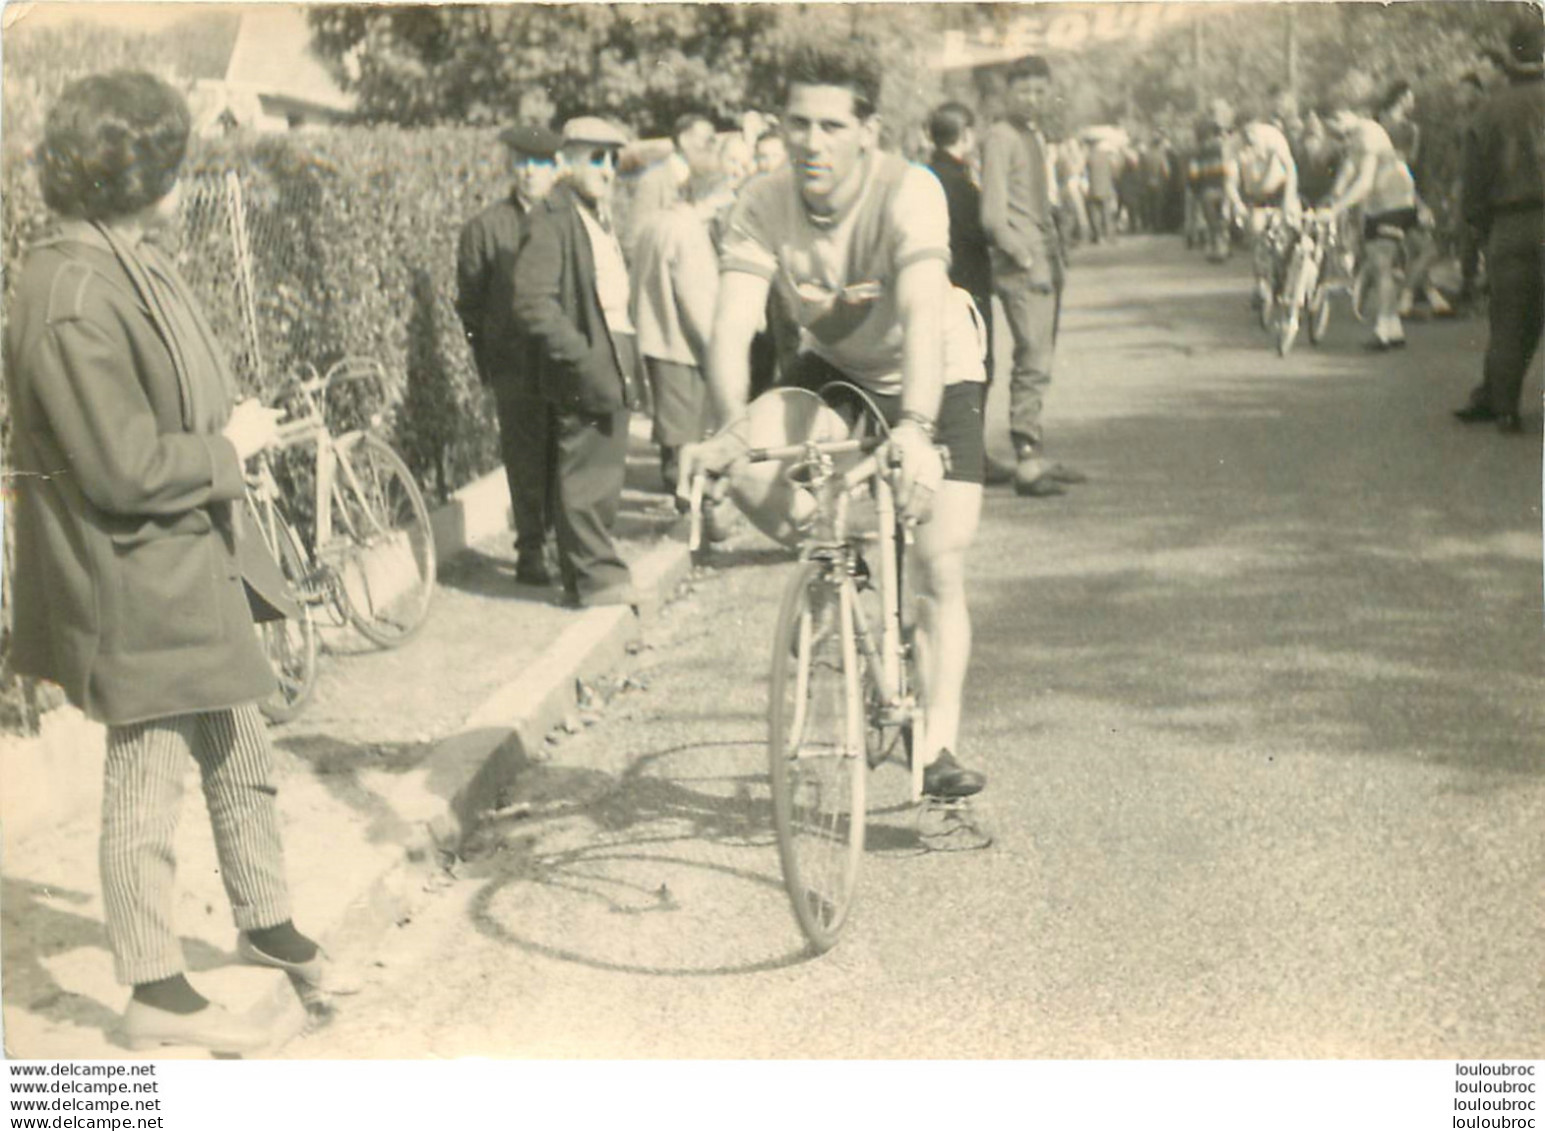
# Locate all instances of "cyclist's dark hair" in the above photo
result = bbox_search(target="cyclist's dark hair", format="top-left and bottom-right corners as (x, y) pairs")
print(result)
(1004, 55), (1052, 84)
(782, 43), (881, 121)
(927, 101), (975, 149)
(39, 71), (190, 220)
(1377, 80), (1414, 116)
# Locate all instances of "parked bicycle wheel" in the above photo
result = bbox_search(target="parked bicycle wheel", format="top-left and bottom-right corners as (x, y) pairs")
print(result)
(768, 558), (866, 952)
(330, 433), (436, 647)
(257, 510), (319, 724)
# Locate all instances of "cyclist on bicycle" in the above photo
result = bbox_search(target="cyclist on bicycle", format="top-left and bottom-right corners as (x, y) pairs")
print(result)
(678, 42), (987, 800)
(1322, 105), (1420, 350)
(1191, 100), (1236, 261)
(1225, 117), (1301, 312)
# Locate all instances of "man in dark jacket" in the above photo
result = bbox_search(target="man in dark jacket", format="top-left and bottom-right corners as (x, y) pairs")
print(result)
(455, 124), (562, 586)
(513, 117), (638, 607)
(926, 101), (993, 380)
(1454, 17), (1545, 435)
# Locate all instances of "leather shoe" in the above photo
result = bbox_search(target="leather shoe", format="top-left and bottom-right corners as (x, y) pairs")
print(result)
(1453, 403), (1499, 424)
(1014, 454), (1066, 498)
(921, 750), (986, 799)
(238, 932), (363, 995)
(515, 561), (553, 587)
(1363, 336), (1406, 352)
(123, 999), (272, 1054)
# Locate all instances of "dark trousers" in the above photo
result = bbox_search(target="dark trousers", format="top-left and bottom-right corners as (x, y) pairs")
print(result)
(1087, 196), (1112, 243)
(1477, 209), (1544, 416)
(493, 384), (557, 565)
(993, 262), (1063, 451)
(550, 331), (638, 600)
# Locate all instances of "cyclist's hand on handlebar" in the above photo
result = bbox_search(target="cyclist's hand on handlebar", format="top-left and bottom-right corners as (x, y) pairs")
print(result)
(884, 419), (945, 526)
(224, 399), (283, 462)
(674, 428), (749, 512)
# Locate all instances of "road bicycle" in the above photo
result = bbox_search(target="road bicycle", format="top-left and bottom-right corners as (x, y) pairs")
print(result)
(689, 387), (987, 953)
(246, 357), (437, 723)
(1272, 210), (1340, 356)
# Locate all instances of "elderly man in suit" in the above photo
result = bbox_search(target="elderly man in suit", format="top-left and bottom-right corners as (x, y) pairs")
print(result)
(513, 117), (639, 608)
(455, 123), (562, 586)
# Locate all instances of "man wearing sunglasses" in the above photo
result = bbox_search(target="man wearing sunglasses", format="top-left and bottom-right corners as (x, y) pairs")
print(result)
(513, 117), (640, 608)
(680, 43), (989, 800)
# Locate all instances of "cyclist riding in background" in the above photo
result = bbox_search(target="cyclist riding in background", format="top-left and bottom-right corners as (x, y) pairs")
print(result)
(1191, 99), (1236, 261)
(1322, 106), (1420, 350)
(678, 42), (989, 801)
(1225, 117), (1301, 311)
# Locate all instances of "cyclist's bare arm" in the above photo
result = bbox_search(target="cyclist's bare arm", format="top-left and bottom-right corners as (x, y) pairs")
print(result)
(705, 268), (771, 428)
(1329, 151), (1377, 214)
(894, 256), (949, 426)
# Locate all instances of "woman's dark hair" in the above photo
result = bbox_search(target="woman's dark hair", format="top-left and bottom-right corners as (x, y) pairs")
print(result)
(783, 43), (882, 120)
(39, 71), (191, 220)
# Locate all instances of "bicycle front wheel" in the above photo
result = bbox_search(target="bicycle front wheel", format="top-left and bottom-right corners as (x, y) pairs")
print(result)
(768, 559), (867, 953)
(257, 510), (319, 724)
(329, 434), (436, 647)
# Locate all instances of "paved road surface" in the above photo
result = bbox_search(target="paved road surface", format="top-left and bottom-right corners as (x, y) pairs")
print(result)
(290, 235), (1543, 1062)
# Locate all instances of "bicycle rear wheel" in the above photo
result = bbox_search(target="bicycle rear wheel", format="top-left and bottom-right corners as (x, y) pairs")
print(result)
(257, 510), (319, 724)
(329, 434), (436, 648)
(768, 558), (867, 952)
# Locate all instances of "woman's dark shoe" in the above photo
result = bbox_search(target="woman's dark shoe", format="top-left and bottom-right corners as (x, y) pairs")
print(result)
(238, 932), (363, 995)
(123, 999), (271, 1054)
(921, 750), (986, 799)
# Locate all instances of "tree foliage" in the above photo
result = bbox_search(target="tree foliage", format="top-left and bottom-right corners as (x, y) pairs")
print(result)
(305, 3), (947, 136)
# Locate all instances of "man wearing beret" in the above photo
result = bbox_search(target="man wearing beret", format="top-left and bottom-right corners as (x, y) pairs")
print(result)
(455, 123), (563, 587)
(513, 117), (639, 608)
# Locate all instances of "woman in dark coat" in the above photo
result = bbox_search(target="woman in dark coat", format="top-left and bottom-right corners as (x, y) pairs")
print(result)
(4, 72), (349, 1054)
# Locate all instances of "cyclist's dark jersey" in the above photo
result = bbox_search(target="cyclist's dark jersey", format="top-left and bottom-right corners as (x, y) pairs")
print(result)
(1294, 138), (1340, 205)
(1192, 124), (1231, 191)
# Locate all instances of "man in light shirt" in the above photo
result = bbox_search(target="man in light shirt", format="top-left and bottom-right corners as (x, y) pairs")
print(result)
(513, 117), (639, 608)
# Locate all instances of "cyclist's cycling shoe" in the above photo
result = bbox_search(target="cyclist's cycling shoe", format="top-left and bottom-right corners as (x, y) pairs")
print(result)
(922, 750), (986, 799)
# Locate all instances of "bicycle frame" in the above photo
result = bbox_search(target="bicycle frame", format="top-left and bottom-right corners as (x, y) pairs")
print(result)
(743, 436), (928, 802)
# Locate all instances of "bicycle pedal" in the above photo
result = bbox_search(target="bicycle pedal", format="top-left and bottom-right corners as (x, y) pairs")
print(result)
(915, 797), (993, 850)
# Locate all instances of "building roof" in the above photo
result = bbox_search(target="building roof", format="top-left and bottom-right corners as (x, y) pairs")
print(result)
(222, 4), (353, 115)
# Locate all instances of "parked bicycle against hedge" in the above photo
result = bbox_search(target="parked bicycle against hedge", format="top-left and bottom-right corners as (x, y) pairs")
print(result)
(247, 356), (436, 723)
(688, 388), (989, 954)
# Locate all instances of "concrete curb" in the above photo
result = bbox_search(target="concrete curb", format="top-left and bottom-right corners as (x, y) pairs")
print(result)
(260, 537), (695, 1050)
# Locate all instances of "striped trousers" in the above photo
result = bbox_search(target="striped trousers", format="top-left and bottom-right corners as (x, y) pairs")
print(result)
(101, 705), (292, 985)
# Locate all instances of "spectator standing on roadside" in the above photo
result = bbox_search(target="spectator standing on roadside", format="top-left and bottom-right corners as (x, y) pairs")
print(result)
(514, 117), (639, 608)
(1085, 137), (1117, 244)
(455, 124), (563, 587)
(630, 160), (728, 490)
(627, 112), (717, 258)
(754, 131), (789, 177)
(4, 72), (354, 1056)
(1453, 18), (1545, 435)
(981, 55), (1086, 497)
(1450, 72), (1490, 313)
(927, 101), (994, 381)
(1056, 136), (1089, 247)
